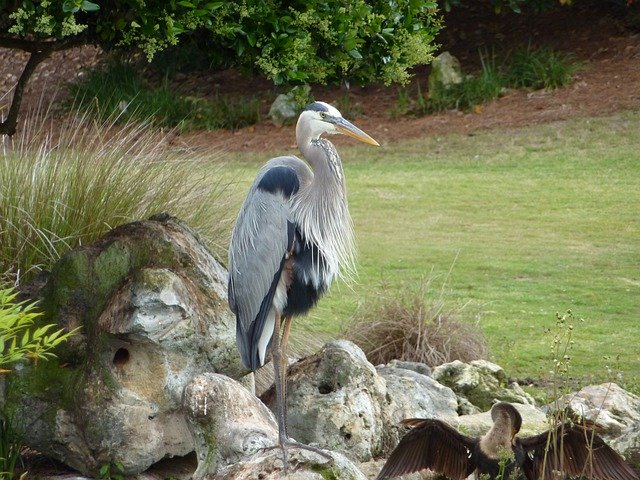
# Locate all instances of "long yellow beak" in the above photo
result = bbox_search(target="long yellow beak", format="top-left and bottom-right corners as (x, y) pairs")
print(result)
(334, 118), (380, 146)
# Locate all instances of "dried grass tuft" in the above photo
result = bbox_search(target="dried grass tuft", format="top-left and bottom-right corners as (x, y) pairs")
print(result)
(346, 280), (489, 367)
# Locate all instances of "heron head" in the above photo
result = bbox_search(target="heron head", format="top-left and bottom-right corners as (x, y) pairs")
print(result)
(298, 101), (379, 146)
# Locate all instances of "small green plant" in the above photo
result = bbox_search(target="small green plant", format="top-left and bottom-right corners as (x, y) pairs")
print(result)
(0, 411), (23, 480)
(390, 88), (413, 118)
(98, 461), (125, 480)
(545, 310), (579, 401)
(346, 278), (488, 366)
(538, 311), (602, 478)
(0, 286), (77, 479)
(426, 52), (503, 112)
(394, 45), (579, 118)
(335, 91), (363, 119)
(68, 59), (261, 131)
(0, 287), (76, 371)
(505, 46), (579, 90)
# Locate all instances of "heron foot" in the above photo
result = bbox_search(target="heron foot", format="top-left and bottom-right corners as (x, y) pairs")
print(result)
(262, 438), (332, 473)
(282, 439), (332, 460)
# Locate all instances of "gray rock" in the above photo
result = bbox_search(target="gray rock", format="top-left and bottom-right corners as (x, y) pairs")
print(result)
(380, 359), (432, 377)
(213, 446), (367, 480)
(432, 360), (535, 411)
(546, 383), (640, 436)
(610, 420), (640, 466)
(377, 365), (459, 425)
(4, 215), (244, 476)
(183, 373), (278, 479)
(263, 340), (389, 462)
(428, 51), (463, 94)
(456, 403), (548, 438)
(268, 85), (312, 127)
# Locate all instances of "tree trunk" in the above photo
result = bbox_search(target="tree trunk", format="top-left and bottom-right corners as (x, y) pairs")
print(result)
(0, 47), (52, 137)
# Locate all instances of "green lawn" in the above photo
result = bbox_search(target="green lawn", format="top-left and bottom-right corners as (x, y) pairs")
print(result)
(222, 110), (640, 393)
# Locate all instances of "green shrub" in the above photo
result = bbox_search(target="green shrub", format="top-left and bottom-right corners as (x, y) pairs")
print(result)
(0, 105), (232, 285)
(0, 286), (76, 478)
(1, 0), (440, 135)
(67, 60), (261, 131)
(427, 53), (503, 112)
(397, 46), (579, 116)
(505, 46), (579, 90)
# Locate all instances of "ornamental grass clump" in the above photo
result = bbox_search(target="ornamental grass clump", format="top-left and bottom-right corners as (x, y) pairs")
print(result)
(346, 280), (488, 366)
(0, 102), (232, 285)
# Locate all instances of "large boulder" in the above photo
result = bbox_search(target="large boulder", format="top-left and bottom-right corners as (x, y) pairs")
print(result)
(262, 340), (391, 462)
(376, 362), (459, 425)
(432, 360), (535, 411)
(213, 446), (368, 480)
(3, 215), (244, 475)
(546, 383), (640, 436)
(546, 383), (640, 462)
(183, 373), (278, 479)
(456, 403), (548, 438)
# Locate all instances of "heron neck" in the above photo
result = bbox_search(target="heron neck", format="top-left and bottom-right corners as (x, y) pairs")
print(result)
(293, 133), (355, 282)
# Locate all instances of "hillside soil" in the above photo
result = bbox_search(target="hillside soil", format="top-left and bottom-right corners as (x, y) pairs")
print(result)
(1, 2), (640, 153)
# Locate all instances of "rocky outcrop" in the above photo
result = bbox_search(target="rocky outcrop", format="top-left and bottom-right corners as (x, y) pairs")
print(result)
(547, 383), (640, 436)
(262, 340), (391, 462)
(184, 373), (278, 480)
(214, 447), (368, 480)
(5, 218), (639, 479)
(3, 215), (244, 476)
(546, 383), (640, 461)
(432, 359), (535, 411)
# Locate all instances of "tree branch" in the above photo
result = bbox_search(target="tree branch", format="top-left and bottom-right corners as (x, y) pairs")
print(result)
(0, 36), (87, 136)
(0, 35), (86, 52)
(0, 48), (52, 136)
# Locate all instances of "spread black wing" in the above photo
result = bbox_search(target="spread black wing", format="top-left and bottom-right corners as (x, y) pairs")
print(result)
(518, 424), (639, 480)
(377, 418), (478, 480)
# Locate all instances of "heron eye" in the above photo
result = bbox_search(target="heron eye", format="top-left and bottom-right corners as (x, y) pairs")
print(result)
(320, 112), (327, 119)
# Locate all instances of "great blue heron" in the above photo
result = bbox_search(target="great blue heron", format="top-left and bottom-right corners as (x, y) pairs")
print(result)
(377, 402), (639, 480)
(228, 101), (379, 466)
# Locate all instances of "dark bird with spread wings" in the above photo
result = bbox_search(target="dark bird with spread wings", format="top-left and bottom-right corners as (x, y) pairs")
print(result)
(377, 402), (638, 480)
(228, 101), (379, 467)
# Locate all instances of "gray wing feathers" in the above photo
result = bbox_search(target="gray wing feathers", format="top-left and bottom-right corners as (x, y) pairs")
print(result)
(229, 187), (290, 333)
(228, 157), (312, 352)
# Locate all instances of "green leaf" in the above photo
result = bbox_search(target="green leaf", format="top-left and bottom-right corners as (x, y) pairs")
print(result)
(349, 49), (363, 60)
(177, 0), (195, 7)
(62, 0), (80, 13)
(20, 330), (30, 348)
(80, 0), (100, 12)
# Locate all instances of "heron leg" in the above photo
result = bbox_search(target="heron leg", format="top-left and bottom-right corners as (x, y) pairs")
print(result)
(266, 314), (332, 468)
(280, 315), (293, 408)
(270, 312), (290, 470)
